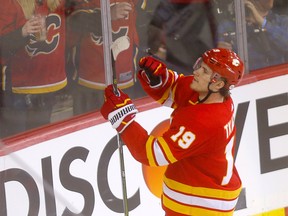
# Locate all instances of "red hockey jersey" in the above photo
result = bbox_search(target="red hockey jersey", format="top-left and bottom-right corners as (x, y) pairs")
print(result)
(0, 0), (67, 94)
(73, 0), (139, 90)
(122, 73), (242, 215)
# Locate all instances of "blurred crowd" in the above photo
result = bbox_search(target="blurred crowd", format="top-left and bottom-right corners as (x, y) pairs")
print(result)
(0, 0), (287, 138)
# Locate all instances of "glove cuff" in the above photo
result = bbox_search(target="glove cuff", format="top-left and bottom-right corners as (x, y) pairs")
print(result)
(108, 104), (138, 132)
(116, 113), (136, 133)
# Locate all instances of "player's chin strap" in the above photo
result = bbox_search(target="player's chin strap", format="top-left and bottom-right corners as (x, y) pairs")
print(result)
(198, 82), (219, 103)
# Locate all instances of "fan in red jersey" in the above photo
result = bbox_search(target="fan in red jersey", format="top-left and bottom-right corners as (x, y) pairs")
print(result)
(66, 0), (142, 115)
(0, 0), (72, 138)
(101, 48), (244, 215)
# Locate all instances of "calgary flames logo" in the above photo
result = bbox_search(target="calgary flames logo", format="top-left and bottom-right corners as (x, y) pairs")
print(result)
(26, 14), (61, 57)
(91, 26), (129, 46)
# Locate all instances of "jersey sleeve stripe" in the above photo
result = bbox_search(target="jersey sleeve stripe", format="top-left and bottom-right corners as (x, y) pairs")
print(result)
(157, 87), (172, 104)
(146, 136), (158, 166)
(153, 141), (170, 166)
(157, 137), (177, 163)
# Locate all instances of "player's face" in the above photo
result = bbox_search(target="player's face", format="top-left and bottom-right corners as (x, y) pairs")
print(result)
(190, 62), (213, 94)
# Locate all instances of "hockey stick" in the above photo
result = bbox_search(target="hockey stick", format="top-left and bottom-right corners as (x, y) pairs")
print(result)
(100, 1), (129, 214)
(111, 36), (130, 95)
(111, 36), (130, 216)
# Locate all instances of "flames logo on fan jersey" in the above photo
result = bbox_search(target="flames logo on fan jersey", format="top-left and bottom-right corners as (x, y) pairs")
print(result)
(26, 14), (61, 57)
(91, 26), (129, 46)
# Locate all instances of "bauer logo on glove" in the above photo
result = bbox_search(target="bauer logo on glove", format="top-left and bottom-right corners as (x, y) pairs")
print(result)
(100, 85), (138, 133)
(108, 103), (137, 126)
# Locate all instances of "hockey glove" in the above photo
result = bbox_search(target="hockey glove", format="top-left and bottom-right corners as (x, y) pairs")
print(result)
(138, 56), (168, 87)
(100, 85), (138, 133)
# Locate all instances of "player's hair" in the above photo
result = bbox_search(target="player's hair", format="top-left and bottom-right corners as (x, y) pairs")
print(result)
(219, 77), (230, 97)
(17, 0), (61, 19)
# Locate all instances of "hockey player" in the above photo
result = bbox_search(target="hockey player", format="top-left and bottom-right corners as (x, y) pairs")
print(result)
(101, 48), (244, 215)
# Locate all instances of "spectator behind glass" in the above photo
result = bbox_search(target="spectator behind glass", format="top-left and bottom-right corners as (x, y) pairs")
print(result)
(146, 0), (216, 74)
(0, 0), (68, 138)
(217, 0), (288, 71)
(66, 0), (143, 115)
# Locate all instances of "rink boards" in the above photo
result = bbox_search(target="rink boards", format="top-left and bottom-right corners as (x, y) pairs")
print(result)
(0, 73), (288, 216)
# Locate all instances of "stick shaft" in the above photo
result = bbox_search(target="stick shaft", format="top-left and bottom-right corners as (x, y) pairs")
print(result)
(100, 0), (128, 214)
(117, 135), (129, 215)
(111, 41), (129, 216)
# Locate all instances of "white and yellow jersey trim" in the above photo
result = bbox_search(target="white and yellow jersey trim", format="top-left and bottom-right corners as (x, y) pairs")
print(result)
(163, 176), (241, 216)
(146, 135), (177, 166)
